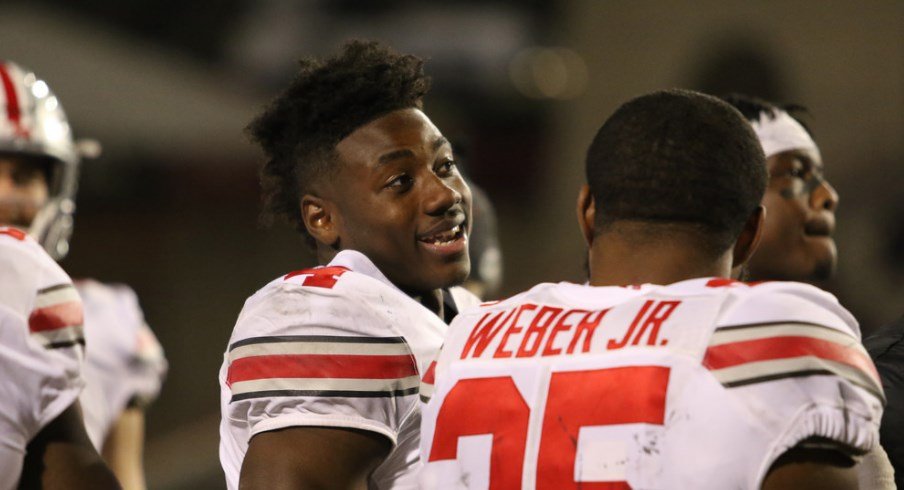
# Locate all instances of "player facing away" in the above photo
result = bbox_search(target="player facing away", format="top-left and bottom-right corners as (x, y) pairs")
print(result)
(0, 60), (167, 489)
(218, 41), (478, 489)
(420, 90), (884, 489)
(0, 227), (119, 489)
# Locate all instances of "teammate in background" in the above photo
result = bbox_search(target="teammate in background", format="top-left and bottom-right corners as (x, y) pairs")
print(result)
(0, 227), (119, 489)
(720, 94), (839, 283)
(0, 61), (166, 489)
(420, 90), (883, 489)
(218, 41), (479, 489)
(723, 94), (896, 487)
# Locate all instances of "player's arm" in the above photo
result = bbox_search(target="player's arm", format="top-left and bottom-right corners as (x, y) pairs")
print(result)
(101, 299), (167, 490)
(762, 442), (858, 490)
(20, 401), (121, 489)
(102, 406), (146, 490)
(240, 426), (391, 490)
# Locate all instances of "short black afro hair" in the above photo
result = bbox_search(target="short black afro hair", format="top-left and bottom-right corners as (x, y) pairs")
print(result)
(248, 40), (431, 245)
(586, 89), (767, 256)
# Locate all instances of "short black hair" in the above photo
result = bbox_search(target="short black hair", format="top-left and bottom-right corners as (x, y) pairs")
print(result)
(249, 40), (431, 245)
(586, 89), (767, 255)
(720, 93), (813, 136)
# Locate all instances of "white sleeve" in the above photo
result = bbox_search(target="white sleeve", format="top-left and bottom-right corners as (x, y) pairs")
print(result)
(223, 285), (419, 446)
(0, 444), (24, 490)
(709, 283), (884, 487)
(0, 306), (82, 458)
(113, 286), (167, 407)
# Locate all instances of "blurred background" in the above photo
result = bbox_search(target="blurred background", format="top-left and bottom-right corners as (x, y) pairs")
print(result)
(2, 0), (901, 487)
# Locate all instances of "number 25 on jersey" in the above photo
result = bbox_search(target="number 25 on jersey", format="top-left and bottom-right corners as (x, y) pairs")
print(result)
(426, 364), (670, 489)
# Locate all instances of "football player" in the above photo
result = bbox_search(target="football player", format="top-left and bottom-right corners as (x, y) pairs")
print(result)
(0, 227), (119, 489)
(0, 61), (166, 489)
(420, 90), (883, 489)
(218, 41), (479, 489)
(720, 94), (839, 284)
(723, 94), (895, 488)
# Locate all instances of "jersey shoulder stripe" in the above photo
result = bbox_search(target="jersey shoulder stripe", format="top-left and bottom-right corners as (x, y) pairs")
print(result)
(703, 321), (884, 401)
(226, 335), (418, 402)
(29, 283), (84, 349)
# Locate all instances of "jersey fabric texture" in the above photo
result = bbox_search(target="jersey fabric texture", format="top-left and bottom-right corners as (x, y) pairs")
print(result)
(219, 250), (478, 489)
(420, 278), (884, 490)
(77, 280), (168, 450)
(0, 227), (84, 489)
(865, 314), (904, 488)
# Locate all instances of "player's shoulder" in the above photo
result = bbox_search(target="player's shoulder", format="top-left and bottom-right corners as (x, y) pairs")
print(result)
(466, 282), (560, 312)
(234, 257), (414, 342)
(0, 227), (60, 274)
(701, 280), (883, 429)
(711, 279), (857, 337)
(75, 279), (140, 309)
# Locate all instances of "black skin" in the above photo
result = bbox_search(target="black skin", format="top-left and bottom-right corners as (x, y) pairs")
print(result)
(745, 148), (839, 283)
(302, 108), (472, 313)
(20, 401), (121, 489)
(241, 108), (471, 488)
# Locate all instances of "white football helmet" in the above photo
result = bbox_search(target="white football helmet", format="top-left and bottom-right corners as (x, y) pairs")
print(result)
(0, 61), (93, 260)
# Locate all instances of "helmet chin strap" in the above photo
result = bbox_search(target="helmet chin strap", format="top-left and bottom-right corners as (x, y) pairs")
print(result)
(29, 197), (74, 260)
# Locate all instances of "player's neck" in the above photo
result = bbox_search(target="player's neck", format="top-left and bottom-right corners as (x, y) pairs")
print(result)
(411, 289), (445, 319)
(587, 233), (733, 287)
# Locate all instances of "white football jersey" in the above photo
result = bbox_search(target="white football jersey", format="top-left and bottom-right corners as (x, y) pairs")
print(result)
(77, 280), (167, 449)
(0, 227), (84, 489)
(219, 250), (478, 490)
(420, 278), (884, 490)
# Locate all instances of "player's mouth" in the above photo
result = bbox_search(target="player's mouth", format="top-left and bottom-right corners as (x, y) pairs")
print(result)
(417, 222), (467, 257)
(803, 217), (834, 238)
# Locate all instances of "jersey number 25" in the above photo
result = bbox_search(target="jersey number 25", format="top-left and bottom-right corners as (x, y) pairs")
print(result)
(428, 366), (670, 489)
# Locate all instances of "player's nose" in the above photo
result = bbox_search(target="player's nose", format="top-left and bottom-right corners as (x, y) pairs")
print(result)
(811, 178), (839, 212)
(423, 174), (463, 217)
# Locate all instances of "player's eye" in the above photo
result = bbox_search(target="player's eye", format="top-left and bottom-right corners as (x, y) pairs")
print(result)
(435, 159), (457, 176)
(386, 174), (414, 192)
(782, 160), (810, 180)
(12, 167), (44, 186)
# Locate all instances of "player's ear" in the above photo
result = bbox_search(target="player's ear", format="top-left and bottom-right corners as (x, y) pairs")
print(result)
(576, 184), (596, 246)
(301, 194), (340, 248)
(732, 205), (765, 268)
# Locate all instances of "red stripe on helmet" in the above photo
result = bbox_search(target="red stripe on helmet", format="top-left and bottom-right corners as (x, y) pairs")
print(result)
(0, 63), (28, 138)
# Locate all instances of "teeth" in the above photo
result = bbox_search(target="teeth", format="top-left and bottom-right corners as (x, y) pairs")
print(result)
(425, 225), (461, 245)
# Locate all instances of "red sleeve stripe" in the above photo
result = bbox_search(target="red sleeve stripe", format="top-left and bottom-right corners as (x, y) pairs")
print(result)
(704, 336), (883, 399)
(29, 301), (84, 333)
(704, 335), (878, 380)
(227, 354), (417, 385)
